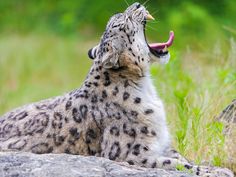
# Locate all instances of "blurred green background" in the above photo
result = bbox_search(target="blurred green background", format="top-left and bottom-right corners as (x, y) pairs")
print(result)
(0, 0), (235, 173)
(1, 0), (236, 46)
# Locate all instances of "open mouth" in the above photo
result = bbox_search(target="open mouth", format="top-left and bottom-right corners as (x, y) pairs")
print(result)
(148, 31), (174, 58)
(144, 15), (174, 58)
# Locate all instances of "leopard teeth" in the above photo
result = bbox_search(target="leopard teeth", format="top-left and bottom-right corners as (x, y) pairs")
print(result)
(162, 46), (168, 52)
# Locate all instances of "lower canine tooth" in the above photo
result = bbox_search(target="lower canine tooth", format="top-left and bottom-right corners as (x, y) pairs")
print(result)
(163, 46), (167, 52)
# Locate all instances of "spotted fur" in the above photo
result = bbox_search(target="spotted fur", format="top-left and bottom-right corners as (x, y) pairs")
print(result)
(0, 2), (233, 177)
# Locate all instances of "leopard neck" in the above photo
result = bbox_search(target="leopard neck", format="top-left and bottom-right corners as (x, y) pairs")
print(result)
(82, 57), (150, 91)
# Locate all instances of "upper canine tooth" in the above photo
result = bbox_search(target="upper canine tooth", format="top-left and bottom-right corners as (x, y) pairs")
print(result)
(146, 14), (155, 20)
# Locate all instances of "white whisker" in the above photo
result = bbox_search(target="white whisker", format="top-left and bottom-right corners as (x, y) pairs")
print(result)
(145, 24), (158, 32)
(145, 5), (150, 10)
(143, 0), (151, 6)
(124, 0), (129, 7)
(146, 20), (159, 24)
(151, 9), (159, 16)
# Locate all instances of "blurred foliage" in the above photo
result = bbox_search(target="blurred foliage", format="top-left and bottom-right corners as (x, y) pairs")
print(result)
(0, 0), (236, 48)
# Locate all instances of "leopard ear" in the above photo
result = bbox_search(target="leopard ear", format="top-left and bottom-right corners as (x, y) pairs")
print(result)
(88, 45), (99, 60)
(102, 52), (120, 69)
(101, 43), (120, 69)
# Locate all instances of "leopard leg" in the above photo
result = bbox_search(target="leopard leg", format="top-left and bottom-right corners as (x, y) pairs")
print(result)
(125, 145), (233, 176)
(100, 125), (233, 177)
(163, 147), (189, 163)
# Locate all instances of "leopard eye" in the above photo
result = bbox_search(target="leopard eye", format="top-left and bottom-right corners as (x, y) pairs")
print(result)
(136, 3), (141, 9)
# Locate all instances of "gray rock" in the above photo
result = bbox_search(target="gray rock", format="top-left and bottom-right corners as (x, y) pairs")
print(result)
(0, 152), (195, 177)
(217, 99), (236, 174)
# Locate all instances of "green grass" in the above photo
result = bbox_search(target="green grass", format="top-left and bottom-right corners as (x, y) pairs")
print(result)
(151, 39), (236, 171)
(0, 33), (93, 112)
(0, 33), (235, 172)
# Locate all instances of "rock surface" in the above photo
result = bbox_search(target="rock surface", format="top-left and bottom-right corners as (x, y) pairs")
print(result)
(217, 99), (236, 174)
(0, 152), (195, 177)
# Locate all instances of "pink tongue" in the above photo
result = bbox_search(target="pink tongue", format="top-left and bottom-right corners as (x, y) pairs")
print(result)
(149, 31), (174, 50)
